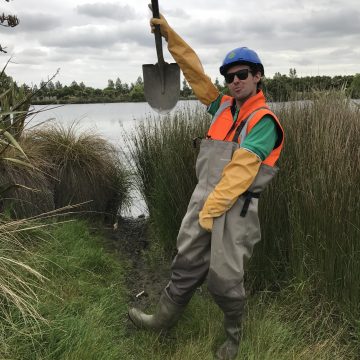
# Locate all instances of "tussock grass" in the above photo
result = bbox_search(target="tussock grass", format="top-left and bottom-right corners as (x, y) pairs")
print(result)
(28, 122), (131, 221)
(126, 103), (211, 254)
(0, 133), (55, 217)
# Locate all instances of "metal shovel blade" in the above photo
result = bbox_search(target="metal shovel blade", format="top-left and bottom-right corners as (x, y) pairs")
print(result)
(143, 62), (180, 114)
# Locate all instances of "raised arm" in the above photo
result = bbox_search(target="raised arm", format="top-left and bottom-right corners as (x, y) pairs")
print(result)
(150, 15), (219, 106)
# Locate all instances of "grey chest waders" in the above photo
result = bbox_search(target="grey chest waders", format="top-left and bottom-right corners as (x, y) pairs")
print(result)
(167, 138), (278, 305)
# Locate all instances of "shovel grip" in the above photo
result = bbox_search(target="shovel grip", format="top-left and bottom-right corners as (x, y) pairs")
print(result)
(151, 0), (165, 66)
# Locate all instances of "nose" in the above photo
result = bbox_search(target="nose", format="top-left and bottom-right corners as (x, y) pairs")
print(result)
(233, 75), (241, 83)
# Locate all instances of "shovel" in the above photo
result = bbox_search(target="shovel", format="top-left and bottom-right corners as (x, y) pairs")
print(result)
(143, 0), (180, 114)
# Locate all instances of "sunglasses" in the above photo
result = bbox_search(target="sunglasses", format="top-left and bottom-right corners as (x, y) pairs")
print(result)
(224, 69), (250, 83)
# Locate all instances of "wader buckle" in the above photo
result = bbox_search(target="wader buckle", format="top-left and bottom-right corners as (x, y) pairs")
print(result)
(240, 191), (260, 217)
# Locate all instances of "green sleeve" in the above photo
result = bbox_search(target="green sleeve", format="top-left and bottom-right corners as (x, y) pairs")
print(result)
(207, 95), (223, 116)
(241, 115), (278, 161)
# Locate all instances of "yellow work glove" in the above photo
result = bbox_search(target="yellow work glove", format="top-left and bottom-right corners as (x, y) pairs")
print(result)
(150, 15), (219, 106)
(199, 148), (262, 232)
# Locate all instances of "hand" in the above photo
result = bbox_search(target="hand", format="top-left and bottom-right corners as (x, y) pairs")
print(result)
(199, 210), (214, 232)
(148, 5), (170, 40)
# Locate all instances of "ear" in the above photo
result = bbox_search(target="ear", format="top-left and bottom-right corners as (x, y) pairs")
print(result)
(253, 71), (261, 84)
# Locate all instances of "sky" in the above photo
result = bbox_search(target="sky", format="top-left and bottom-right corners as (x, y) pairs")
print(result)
(1, 0), (359, 89)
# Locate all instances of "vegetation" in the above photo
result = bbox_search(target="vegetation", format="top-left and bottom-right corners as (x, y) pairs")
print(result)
(1, 65), (132, 358)
(2, 220), (358, 359)
(1, 65), (130, 219)
(252, 91), (360, 321)
(27, 123), (130, 220)
(25, 70), (360, 105)
(1, 221), (129, 359)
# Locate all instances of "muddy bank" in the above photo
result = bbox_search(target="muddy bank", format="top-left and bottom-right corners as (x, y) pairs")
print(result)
(104, 216), (171, 309)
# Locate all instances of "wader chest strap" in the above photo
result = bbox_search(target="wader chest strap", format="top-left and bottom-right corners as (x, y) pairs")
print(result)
(240, 191), (260, 217)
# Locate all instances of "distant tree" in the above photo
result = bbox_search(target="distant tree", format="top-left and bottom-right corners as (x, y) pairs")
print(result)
(181, 79), (192, 97)
(122, 82), (130, 94)
(107, 79), (115, 89)
(55, 80), (62, 90)
(349, 73), (360, 99)
(47, 80), (55, 91)
(129, 77), (144, 101)
(289, 68), (297, 79)
(135, 76), (143, 86)
(213, 77), (222, 91)
(115, 77), (123, 93)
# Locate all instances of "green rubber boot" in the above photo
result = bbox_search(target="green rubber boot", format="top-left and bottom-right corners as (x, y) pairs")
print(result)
(128, 290), (185, 331)
(215, 316), (242, 360)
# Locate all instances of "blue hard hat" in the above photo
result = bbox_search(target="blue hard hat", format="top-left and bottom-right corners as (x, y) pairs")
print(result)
(219, 47), (264, 76)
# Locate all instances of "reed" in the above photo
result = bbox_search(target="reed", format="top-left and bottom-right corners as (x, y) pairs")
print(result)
(254, 91), (360, 320)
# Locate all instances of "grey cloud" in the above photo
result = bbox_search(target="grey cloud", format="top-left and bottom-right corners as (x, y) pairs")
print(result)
(76, 3), (136, 21)
(282, 8), (360, 37)
(16, 13), (62, 32)
(40, 23), (153, 50)
(15, 48), (48, 64)
(161, 8), (189, 18)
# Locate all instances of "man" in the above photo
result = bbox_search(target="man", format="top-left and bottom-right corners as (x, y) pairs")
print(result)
(128, 13), (284, 360)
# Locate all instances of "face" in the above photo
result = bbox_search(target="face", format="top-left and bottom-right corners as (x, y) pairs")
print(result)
(225, 64), (261, 106)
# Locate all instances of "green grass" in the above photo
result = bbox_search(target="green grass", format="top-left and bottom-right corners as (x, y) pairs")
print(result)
(2, 220), (358, 359)
(2, 221), (130, 360)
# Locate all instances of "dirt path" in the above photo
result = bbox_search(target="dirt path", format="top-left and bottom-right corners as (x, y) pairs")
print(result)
(103, 216), (170, 309)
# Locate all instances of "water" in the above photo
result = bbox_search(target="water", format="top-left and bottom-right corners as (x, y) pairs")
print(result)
(29, 100), (201, 146)
(28, 100), (203, 217)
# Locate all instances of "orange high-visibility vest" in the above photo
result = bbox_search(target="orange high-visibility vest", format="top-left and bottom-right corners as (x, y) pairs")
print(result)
(207, 90), (284, 167)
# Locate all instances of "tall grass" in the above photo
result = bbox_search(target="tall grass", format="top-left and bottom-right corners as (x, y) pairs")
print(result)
(254, 91), (360, 319)
(0, 214), (50, 358)
(126, 103), (211, 254)
(130, 92), (360, 324)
